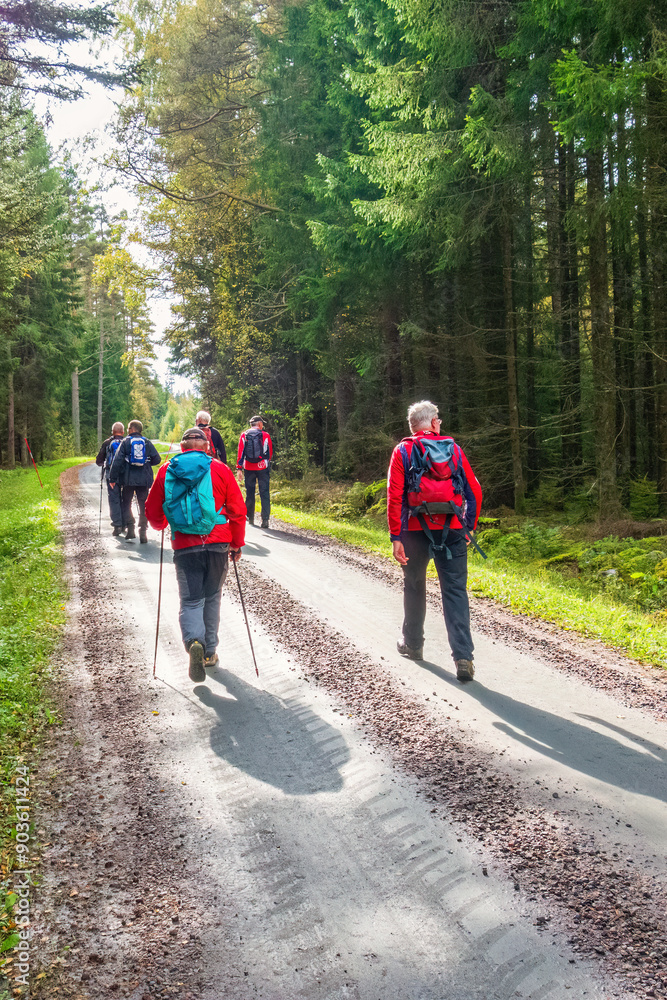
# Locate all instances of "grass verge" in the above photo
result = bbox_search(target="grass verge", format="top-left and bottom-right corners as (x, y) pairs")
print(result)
(0, 458), (89, 955)
(271, 503), (667, 669)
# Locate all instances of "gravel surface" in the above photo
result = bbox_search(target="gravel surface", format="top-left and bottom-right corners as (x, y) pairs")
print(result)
(7, 475), (666, 999)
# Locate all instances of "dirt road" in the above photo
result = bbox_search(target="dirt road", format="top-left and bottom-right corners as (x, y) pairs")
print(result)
(18, 464), (667, 999)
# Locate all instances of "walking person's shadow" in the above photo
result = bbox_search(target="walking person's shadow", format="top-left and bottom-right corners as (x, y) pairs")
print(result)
(194, 669), (349, 796)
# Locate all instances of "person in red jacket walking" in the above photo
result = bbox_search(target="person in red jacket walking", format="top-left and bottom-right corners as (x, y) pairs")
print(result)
(237, 415), (273, 528)
(145, 426), (246, 682)
(387, 400), (483, 682)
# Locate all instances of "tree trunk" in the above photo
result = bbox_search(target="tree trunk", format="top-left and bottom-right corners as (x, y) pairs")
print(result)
(586, 149), (618, 514)
(502, 218), (526, 511)
(7, 340), (14, 469)
(560, 139), (583, 476)
(72, 367), (81, 454)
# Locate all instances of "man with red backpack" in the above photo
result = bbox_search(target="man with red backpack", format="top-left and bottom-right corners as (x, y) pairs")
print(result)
(387, 400), (483, 682)
(195, 410), (227, 464)
(237, 415), (273, 528)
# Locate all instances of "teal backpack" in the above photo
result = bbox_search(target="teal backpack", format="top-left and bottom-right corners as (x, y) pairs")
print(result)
(163, 451), (227, 535)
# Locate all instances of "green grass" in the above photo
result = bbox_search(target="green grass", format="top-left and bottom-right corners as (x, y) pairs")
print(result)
(0, 458), (88, 947)
(272, 503), (667, 669)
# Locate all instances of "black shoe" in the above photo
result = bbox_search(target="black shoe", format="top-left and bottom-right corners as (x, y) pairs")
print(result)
(247, 515), (254, 526)
(188, 641), (205, 682)
(139, 529), (147, 544)
(456, 659), (475, 682)
(397, 639), (424, 660)
(261, 520), (269, 529)
(125, 525), (136, 540)
(112, 526), (123, 536)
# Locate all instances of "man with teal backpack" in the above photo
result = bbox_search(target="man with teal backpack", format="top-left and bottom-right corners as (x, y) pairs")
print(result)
(145, 426), (247, 682)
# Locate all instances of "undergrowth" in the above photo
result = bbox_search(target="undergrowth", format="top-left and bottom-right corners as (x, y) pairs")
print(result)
(0, 459), (87, 954)
(270, 475), (667, 668)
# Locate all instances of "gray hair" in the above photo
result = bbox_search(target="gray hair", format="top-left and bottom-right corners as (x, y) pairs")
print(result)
(196, 410), (211, 425)
(407, 400), (439, 432)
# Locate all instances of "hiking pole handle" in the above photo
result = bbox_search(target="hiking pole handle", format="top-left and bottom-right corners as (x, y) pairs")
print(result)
(233, 558), (259, 678)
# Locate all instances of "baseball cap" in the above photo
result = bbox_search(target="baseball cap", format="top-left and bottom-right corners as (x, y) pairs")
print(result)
(181, 427), (207, 442)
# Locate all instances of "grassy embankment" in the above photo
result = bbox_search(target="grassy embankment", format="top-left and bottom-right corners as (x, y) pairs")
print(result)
(0, 459), (89, 953)
(270, 478), (667, 669)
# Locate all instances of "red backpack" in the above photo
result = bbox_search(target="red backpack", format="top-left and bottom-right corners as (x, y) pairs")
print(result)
(199, 425), (216, 458)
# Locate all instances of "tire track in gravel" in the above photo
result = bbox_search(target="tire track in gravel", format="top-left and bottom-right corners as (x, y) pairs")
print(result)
(236, 555), (667, 1000)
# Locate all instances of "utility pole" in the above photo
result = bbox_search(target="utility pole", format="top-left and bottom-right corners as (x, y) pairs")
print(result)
(72, 367), (80, 454)
(97, 315), (104, 449)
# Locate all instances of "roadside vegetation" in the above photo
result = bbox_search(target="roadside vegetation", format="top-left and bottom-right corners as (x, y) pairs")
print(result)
(0, 460), (87, 952)
(270, 476), (667, 669)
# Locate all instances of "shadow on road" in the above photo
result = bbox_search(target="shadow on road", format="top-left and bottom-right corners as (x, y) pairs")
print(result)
(418, 659), (667, 802)
(194, 669), (348, 796)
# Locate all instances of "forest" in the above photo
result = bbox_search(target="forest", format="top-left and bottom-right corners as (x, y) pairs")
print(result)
(2, 0), (667, 518)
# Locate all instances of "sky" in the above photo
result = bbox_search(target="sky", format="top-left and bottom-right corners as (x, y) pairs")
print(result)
(34, 54), (196, 397)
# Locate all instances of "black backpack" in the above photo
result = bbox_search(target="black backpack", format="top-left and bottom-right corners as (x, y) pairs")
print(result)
(244, 428), (264, 463)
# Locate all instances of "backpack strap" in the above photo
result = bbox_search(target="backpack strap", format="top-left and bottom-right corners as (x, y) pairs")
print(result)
(411, 501), (487, 560)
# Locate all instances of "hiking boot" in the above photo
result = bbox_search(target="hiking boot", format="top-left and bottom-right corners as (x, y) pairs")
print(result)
(397, 639), (424, 661)
(247, 515), (254, 526)
(261, 519), (269, 529)
(125, 525), (136, 540)
(204, 651), (219, 669)
(112, 526), (123, 536)
(456, 659), (475, 682)
(139, 528), (148, 544)
(188, 641), (205, 683)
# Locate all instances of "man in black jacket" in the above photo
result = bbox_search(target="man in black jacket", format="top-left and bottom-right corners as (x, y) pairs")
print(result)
(108, 420), (161, 542)
(95, 421), (125, 535)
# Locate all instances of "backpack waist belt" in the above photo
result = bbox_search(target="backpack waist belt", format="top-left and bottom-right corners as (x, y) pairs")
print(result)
(409, 501), (487, 560)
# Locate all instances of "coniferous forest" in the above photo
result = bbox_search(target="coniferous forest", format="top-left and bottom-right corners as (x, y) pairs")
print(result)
(2, 0), (667, 517)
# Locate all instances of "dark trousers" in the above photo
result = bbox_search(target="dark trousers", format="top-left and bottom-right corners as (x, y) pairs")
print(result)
(106, 480), (123, 528)
(174, 547), (229, 653)
(121, 485), (149, 530)
(401, 528), (473, 662)
(244, 469), (270, 521)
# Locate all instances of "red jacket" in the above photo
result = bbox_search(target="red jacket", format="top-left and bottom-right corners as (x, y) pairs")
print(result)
(387, 432), (482, 540)
(145, 456), (246, 551)
(237, 429), (273, 471)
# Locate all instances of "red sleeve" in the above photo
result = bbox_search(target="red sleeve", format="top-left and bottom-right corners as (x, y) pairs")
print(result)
(237, 432), (246, 469)
(211, 461), (247, 548)
(145, 463), (168, 530)
(387, 444), (407, 540)
(460, 449), (482, 529)
(265, 433), (273, 461)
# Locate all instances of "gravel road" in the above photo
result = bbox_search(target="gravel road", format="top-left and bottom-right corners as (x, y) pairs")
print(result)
(17, 464), (667, 1000)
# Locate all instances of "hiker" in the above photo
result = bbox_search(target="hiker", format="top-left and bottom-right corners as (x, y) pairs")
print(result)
(195, 409), (227, 464)
(145, 426), (246, 682)
(95, 421), (125, 535)
(236, 415), (273, 528)
(387, 400), (483, 682)
(108, 419), (161, 543)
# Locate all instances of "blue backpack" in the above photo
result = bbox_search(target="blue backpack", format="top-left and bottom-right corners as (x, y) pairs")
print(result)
(105, 437), (122, 476)
(127, 436), (148, 466)
(163, 451), (227, 535)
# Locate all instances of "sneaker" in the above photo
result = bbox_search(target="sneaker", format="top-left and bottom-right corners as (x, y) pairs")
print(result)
(139, 528), (148, 544)
(397, 639), (424, 661)
(125, 525), (136, 540)
(112, 526), (123, 536)
(456, 659), (475, 682)
(204, 651), (219, 669)
(261, 519), (269, 529)
(188, 641), (206, 682)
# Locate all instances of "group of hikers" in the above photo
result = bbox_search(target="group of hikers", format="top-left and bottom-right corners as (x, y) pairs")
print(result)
(95, 400), (482, 686)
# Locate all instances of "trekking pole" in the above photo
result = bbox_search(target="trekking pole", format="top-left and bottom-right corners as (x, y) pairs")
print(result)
(98, 471), (104, 535)
(24, 438), (43, 488)
(233, 558), (259, 678)
(153, 529), (165, 677)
